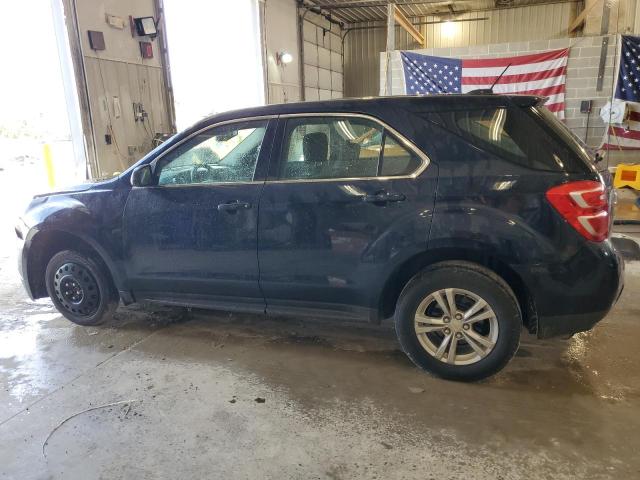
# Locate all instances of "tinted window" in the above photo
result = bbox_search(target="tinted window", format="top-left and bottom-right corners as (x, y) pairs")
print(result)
(156, 120), (267, 186)
(422, 107), (574, 171)
(380, 134), (421, 176)
(530, 106), (594, 167)
(280, 117), (382, 180)
(279, 116), (422, 180)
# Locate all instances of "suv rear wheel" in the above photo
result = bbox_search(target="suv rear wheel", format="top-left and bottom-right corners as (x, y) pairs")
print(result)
(45, 250), (118, 326)
(395, 261), (521, 381)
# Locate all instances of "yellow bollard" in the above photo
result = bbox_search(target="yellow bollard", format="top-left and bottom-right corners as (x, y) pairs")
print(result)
(43, 143), (55, 188)
(613, 164), (640, 191)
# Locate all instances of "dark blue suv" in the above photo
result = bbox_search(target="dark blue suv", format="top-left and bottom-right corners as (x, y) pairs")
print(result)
(16, 95), (624, 380)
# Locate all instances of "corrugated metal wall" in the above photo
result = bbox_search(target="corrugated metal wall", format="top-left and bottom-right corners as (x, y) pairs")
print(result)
(345, 2), (577, 97)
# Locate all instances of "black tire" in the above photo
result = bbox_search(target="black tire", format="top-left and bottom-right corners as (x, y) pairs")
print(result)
(45, 250), (118, 326)
(394, 261), (521, 381)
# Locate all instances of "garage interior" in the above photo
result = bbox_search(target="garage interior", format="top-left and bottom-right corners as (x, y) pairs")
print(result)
(2, 0), (640, 478)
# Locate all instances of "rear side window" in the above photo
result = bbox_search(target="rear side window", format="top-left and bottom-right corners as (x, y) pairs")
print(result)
(279, 116), (422, 180)
(423, 107), (576, 172)
(380, 134), (421, 176)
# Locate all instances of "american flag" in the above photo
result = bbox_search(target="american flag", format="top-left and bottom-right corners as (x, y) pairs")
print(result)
(401, 48), (569, 119)
(603, 35), (640, 150)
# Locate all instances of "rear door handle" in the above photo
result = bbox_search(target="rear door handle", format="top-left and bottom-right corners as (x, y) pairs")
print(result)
(217, 201), (252, 212)
(363, 192), (406, 204)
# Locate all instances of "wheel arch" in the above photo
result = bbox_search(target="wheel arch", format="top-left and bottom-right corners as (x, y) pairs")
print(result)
(378, 248), (537, 333)
(26, 229), (120, 301)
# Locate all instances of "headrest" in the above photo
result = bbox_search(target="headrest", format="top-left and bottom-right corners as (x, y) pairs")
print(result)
(302, 132), (328, 164)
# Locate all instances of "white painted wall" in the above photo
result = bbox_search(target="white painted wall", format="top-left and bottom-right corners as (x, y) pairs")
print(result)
(303, 11), (344, 101)
(263, 0), (302, 103)
(262, 0), (344, 104)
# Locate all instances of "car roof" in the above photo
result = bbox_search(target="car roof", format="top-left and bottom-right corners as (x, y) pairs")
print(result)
(191, 94), (543, 129)
(120, 93), (543, 178)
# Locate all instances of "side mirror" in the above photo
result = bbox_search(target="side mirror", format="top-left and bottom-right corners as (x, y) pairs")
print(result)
(130, 164), (153, 187)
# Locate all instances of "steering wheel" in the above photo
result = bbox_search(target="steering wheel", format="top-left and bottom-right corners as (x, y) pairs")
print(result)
(191, 163), (216, 184)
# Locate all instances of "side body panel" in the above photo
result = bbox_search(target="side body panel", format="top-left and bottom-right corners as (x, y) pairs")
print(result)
(119, 119), (277, 311)
(257, 112), (438, 321)
(258, 175), (437, 320)
(122, 183), (265, 308)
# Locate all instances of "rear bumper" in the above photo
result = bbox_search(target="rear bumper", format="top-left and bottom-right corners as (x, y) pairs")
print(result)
(514, 238), (625, 339)
(537, 302), (619, 339)
(535, 243), (624, 339)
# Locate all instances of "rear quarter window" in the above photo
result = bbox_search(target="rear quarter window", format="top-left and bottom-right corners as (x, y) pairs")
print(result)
(420, 107), (586, 173)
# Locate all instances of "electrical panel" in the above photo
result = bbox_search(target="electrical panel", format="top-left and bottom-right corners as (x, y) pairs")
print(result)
(139, 41), (153, 59)
(87, 30), (105, 51)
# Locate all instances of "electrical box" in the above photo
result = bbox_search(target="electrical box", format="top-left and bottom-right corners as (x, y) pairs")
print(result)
(133, 102), (148, 122)
(580, 100), (593, 114)
(139, 41), (153, 59)
(87, 30), (105, 51)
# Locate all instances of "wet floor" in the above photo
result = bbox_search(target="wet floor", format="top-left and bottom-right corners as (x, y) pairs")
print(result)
(1, 242), (639, 479)
(614, 188), (640, 222)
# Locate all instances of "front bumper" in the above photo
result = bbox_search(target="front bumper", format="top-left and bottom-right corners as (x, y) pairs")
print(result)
(15, 220), (35, 300)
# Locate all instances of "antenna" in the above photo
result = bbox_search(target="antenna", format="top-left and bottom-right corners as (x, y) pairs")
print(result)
(489, 63), (512, 92)
(469, 63), (512, 94)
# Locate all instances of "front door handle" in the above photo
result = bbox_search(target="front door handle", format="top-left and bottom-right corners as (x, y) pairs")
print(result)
(217, 201), (252, 212)
(363, 192), (406, 204)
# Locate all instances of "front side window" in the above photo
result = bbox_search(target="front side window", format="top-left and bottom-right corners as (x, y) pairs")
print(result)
(279, 116), (421, 180)
(156, 120), (268, 186)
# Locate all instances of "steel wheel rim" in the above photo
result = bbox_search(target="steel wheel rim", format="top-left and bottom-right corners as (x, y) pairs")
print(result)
(53, 262), (100, 317)
(414, 288), (499, 366)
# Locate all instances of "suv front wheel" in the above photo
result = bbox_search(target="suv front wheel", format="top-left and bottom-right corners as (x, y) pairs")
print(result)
(45, 250), (118, 326)
(395, 261), (521, 381)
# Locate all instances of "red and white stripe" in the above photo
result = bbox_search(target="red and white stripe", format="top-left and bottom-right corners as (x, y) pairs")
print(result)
(460, 48), (569, 119)
(601, 105), (640, 150)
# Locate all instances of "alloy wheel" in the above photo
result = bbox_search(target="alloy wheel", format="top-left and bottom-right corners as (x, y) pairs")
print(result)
(414, 288), (499, 365)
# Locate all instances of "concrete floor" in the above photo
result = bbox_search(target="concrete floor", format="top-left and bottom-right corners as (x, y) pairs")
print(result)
(2, 164), (640, 479)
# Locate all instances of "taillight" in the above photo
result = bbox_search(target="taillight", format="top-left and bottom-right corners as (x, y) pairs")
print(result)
(545, 180), (609, 242)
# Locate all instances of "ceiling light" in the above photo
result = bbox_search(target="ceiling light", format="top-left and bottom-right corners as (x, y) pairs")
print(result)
(442, 20), (456, 38)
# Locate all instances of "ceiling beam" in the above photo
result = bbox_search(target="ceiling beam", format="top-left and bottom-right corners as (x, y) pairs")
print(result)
(569, 0), (602, 32)
(393, 4), (426, 47)
(311, 1), (442, 9)
(306, 0), (581, 25)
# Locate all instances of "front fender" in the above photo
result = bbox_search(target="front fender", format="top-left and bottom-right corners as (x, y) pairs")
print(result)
(20, 189), (129, 296)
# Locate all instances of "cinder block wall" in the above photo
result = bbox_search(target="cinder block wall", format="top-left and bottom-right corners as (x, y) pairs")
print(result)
(380, 35), (639, 164)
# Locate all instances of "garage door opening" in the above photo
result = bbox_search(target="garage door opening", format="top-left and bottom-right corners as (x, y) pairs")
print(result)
(163, 0), (265, 129)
